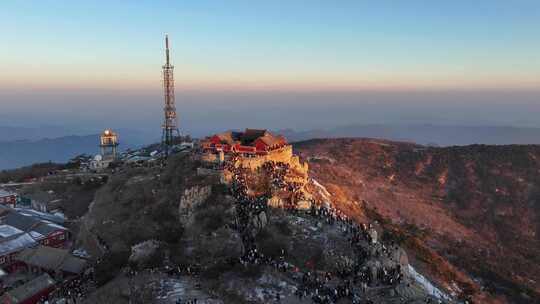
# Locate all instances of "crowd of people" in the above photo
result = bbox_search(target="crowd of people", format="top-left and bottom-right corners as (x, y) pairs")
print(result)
(175, 299), (199, 304)
(224, 157), (414, 303)
(263, 161), (290, 191)
(34, 232), (112, 303)
(36, 269), (96, 304)
(263, 161), (305, 205)
(33, 153), (441, 304)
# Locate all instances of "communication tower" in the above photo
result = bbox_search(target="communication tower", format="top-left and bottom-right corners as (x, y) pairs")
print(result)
(161, 34), (180, 151)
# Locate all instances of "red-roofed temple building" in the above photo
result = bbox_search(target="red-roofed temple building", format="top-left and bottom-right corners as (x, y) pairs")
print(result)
(200, 129), (308, 176)
(202, 129), (288, 156)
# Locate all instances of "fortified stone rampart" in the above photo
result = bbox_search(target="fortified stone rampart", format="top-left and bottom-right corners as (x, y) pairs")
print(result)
(208, 145), (309, 186)
(200, 152), (218, 163)
(197, 167), (226, 184)
(233, 146), (309, 176)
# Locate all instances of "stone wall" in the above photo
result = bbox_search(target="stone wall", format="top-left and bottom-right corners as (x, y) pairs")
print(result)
(197, 167), (226, 184)
(200, 152), (218, 163)
(201, 145), (308, 178)
(197, 167), (224, 180)
(234, 145), (309, 176)
(234, 146), (292, 169)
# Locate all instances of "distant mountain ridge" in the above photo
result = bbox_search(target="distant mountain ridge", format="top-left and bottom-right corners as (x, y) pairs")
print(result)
(5, 123), (540, 170)
(0, 134), (148, 170)
(279, 124), (540, 146)
(0, 126), (155, 170)
(0, 125), (74, 142)
(0, 135), (100, 170)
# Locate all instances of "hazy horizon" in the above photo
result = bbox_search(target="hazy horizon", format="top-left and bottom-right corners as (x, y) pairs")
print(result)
(1, 1), (539, 141)
(1, 88), (540, 141)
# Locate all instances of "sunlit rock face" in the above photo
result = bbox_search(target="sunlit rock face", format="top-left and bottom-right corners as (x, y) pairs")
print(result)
(179, 185), (212, 225)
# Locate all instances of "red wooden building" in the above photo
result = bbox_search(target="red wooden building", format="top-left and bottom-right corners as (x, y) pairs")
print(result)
(1, 273), (56, 304)
(203, 129), (288, 156)
(0, 206), (68, 272)
(16, 245), (87, 278)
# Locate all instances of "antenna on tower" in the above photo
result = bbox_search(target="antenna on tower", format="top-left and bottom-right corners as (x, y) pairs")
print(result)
(161, 34), (180, 154)
(165, 34), (170, 65)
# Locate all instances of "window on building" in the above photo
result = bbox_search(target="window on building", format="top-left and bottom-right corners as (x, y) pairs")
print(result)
(58, 234), (65, 240)
(0, 257), (5, 264)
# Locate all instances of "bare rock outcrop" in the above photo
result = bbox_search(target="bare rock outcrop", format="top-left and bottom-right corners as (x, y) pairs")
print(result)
(129, 239), (160, 265)
(248, 211), (268, 236)
(178, 185), (212, 225)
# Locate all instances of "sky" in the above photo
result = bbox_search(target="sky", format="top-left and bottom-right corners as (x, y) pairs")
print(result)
(1, 1), (540, 140)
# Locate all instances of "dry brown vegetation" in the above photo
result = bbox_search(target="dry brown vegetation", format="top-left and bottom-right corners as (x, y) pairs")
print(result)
(78, 153), (205, 285)
(294, 138), (540, 303)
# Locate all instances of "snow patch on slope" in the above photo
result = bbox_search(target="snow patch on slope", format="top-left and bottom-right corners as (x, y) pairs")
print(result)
(312, 178), (332, 205)
(408, 265), (452, 301)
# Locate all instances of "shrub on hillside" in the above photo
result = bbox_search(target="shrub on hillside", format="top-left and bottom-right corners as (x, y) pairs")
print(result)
(274, 219), (292, 236)
(0, 162), (64, 183)
(95, 250), (130, 286)
(156, 224), (184, 244)
(150, 202), (177, 223)
(256, 229), (288, 259)
(195, 205), (227, 232)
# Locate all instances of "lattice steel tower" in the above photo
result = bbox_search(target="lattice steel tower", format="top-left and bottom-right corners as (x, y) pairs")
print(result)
(161, 34), (180, 148)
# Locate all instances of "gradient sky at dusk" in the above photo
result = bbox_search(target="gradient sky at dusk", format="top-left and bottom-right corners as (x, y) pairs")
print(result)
(2, 0), (539, 90)
(1, 1), (540, 139)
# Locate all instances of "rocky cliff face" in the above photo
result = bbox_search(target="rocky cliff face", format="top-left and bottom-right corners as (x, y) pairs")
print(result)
(294, 138), (540, 303)
(179, 185), (213, 225)
(74, 147), (457, 303)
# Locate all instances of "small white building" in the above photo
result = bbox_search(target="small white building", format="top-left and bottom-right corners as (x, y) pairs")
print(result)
(89, 154), (113, 171)
(0, 190), (17, 208)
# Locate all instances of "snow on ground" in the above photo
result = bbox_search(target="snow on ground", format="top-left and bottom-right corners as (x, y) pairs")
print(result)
(408, 264), (452, 301)
(0, 225), (23, 237)
(307, 156), (336, 164)
(154, 276), (222, 304)
(230, 272), (301, 303)
(311, 178), (331, 204)
(53, 212), (66, 219)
